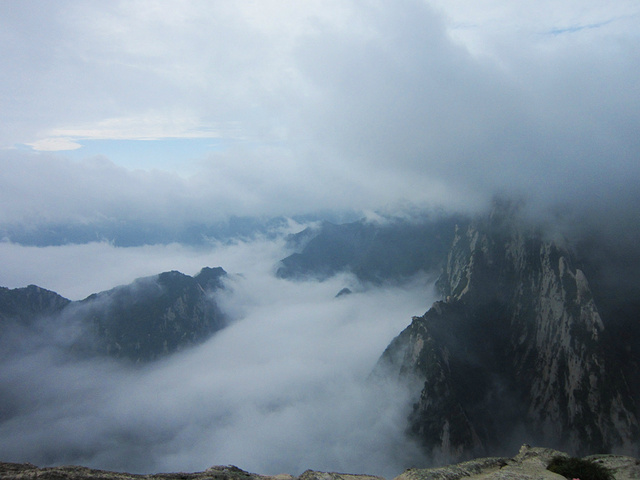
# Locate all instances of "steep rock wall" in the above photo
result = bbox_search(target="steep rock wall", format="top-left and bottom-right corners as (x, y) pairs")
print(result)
(380, 204), (639, 461)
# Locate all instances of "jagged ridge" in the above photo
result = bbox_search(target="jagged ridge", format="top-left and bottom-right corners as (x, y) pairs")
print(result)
(0, 267), (228, 362)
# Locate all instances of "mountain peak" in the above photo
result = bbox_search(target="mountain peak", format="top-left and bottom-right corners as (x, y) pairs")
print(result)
(0, 267), (229, 363)
(195, 266), (227, 290)
(0, 284), (70, 325)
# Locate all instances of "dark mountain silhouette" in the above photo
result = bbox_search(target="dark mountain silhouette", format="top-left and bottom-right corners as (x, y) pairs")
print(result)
(277, 215), (465, 283)
(0, 267), (227, 363)
(0, 284), (70, 326)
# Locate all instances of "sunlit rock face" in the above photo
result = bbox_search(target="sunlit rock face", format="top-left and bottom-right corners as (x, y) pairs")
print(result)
(380, 200), (639, 462)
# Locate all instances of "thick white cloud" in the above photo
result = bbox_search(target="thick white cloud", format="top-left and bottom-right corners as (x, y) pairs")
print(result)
(0, 235), (433, 477)
(288, 1), (640, 212)
(0, 1), (341, 148)
(1, 1), (639, 224)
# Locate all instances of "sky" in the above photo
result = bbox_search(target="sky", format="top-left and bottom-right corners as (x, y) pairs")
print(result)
(1, 0), (639, 227)
(1, 0), (640, 476)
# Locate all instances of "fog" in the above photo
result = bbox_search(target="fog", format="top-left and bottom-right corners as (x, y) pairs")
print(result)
(0, 235), (433, 478)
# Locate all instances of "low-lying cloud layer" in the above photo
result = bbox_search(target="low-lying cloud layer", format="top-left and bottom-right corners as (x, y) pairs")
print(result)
(0, 236), (433, 478)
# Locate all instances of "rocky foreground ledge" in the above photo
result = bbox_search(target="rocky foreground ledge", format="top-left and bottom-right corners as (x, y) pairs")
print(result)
(1, 446), (639, 480)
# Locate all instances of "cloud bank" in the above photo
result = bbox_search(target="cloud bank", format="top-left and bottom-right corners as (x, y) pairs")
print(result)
(1, 1), (639, 228)
(0, 232), (293, 300)
(0, 236), (433, 478)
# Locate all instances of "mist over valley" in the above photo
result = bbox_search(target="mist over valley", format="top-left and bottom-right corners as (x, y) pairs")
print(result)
(0, 225), (437, 477)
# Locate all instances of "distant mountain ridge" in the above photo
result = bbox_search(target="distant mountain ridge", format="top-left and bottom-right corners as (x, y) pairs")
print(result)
(277, 215), (465, 283)
(0, 267), (227, 362)
(0, 214), (354, 247)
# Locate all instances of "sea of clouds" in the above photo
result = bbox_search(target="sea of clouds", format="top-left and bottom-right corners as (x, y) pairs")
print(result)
(0, 231), (434, 478)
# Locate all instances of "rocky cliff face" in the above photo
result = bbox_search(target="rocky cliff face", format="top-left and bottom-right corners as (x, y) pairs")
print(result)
(379, 202), (639, 461)
(394, 444), (640, 480)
